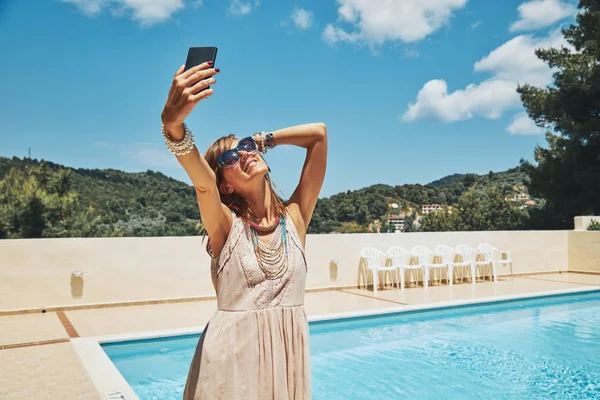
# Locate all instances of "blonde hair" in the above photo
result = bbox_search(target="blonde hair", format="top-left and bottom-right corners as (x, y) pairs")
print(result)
(200, 134), (287, 252)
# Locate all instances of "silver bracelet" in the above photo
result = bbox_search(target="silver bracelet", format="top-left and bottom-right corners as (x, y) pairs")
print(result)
(162, 123), (195, 156)
(265, 132), (276, 150)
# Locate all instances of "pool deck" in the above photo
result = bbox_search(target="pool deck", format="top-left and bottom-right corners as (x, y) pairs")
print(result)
(2, 272), (600, 399)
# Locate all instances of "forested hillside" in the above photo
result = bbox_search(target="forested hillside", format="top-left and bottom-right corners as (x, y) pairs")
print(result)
(0, 156), (532, 237)
(0, 157), (199, 238)
(308, 168), (532, 233)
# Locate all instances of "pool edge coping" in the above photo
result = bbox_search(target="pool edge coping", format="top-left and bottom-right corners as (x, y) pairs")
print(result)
(88, 285), (600, 344)
(72, 285), (600, 400)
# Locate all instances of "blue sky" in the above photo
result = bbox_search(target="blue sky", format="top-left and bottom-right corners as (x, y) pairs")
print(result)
(0, 0), (578, 198)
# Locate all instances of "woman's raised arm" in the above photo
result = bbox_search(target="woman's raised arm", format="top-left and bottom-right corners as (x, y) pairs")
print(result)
(161, 63), (232, 252)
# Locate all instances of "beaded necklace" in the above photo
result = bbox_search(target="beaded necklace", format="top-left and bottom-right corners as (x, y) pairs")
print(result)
(249, 215), (289, 280)
(247, 217), (280, 232)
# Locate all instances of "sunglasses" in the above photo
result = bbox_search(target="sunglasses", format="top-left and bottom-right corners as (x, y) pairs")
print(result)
(216, 137), (258, 168)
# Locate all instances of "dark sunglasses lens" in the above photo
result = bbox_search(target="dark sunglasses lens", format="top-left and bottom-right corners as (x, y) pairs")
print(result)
(238, 139), (257, 152)
(220, 151), (239, 166)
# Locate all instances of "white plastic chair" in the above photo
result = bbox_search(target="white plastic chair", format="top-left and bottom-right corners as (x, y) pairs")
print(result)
(387, 246), (423, 290)
(478, 243), (513, 280)
(456, 244), (491, 282)
(360, 247), (399, 293)
(436, 244), (475, 284)
(434, 244), (470, 286)
(411, 246), (449, 288)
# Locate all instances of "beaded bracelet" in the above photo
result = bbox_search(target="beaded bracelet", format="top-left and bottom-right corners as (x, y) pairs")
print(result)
(162, 123), (195, 156)
(258, 132), (276, 154)
(254, 132), (266, 154)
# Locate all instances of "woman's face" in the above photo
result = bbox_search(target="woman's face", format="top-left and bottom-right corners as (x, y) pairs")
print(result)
(219, 138), (269, 194)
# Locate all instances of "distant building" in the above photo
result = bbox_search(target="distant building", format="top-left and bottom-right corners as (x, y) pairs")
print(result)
(507, 193), (530, 202)
(387, 214), (405, 232)
(421, 204), (442, 214)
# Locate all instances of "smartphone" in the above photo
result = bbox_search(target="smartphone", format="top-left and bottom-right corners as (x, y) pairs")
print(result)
(184, 47), (218, 91)
(184, 46), (218, 71)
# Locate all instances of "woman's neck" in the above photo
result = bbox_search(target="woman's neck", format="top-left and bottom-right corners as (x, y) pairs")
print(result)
(245, 178), (275, 223)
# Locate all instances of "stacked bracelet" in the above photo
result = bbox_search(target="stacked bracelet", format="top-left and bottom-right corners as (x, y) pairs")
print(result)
(258, 132), (276, 154)
(162, 123), (195, 156)
(256, 133), (266, 153)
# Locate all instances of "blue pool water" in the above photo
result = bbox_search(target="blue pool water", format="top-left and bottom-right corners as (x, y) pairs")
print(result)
(103, 291), (600, 400)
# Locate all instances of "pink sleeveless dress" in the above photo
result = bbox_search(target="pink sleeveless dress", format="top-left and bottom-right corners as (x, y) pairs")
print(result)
(183, 211), (311, 400)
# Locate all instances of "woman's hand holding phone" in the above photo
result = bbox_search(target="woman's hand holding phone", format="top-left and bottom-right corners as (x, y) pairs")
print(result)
(161, 62), (220, 139)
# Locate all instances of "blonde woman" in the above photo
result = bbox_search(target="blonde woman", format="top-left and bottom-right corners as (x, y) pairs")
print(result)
(161, 61), (327, 399)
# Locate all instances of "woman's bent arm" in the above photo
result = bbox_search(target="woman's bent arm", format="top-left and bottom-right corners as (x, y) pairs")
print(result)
(260, 123), (327, 234)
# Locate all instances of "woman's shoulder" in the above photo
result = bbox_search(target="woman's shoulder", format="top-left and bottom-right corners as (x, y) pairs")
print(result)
(285, 203), (306, 238)
(208, 208), (245, 273)
(285, 202), (301, 219)
(206, 207), (241, 257)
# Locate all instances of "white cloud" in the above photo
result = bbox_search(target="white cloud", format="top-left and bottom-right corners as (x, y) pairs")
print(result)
(403, 29), (567, 122)
(509, 0), (577, 32)
(229, 0), (259, 16)
(322, 25), (360, 45)
(507, 112), (545, 135)
(473, 29), (566, 86)
(290, 7), (314, 30)
(322, 0), (468, 46)
(60, 0), (186, 26)
(470, 20), (482, 30)
(404, 78), (518, 122)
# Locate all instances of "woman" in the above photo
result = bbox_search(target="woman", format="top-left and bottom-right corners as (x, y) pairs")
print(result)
(160, 61), (327, 399)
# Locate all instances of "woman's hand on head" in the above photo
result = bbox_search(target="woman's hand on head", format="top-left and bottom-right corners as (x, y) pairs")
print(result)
(161, 62), (220, 132)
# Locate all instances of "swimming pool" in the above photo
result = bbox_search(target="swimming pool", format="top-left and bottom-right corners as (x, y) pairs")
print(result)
(102, 290), (600, 400)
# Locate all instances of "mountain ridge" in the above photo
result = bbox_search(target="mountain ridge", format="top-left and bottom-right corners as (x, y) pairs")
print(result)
(0, 156), (531, 236)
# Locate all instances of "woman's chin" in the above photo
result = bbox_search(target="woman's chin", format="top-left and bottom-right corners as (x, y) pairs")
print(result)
(246, 164), (269, 177)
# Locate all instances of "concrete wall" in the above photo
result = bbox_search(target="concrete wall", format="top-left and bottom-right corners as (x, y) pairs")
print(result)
(306, 230), (569, 290)
(0, 230), (570, 312)
(574, 216), (600, 230)
(568, 231), (600, 273)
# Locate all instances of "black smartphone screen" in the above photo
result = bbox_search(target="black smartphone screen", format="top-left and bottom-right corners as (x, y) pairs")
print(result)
(184, 47), (218, 72)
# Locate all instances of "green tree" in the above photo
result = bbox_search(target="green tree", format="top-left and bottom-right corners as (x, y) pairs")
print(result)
(439, 192), (447, 205)
(338, 221), (369, 233)
(420, 207), (461, 232)
(336, 198), (356, 222)
(356, 205), (370, 225)
(463, 174), (477, 187)
(517, 0), (600, 228)
(0, 163), (103, 238)
(380, 221), (393, 233)
(404, 212), (417, 232)
(420, 189), (528, 232)
(370, 198), (388, 218)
